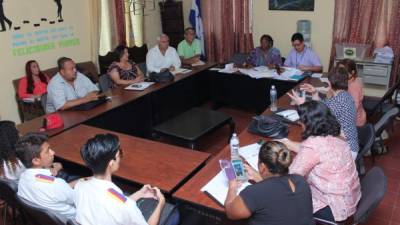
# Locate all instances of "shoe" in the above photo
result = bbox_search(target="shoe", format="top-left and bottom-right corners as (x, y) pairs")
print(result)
(0, 29), (5, 32)
(8, 21), (12, 29)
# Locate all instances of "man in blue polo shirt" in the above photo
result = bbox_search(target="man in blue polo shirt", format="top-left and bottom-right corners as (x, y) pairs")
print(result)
(46, 57), (99, 113)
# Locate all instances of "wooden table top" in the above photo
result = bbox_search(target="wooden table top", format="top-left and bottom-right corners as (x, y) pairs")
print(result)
(173, 76), (325, 212)
(17, 62), (216, 136)
(49, 124), (211, 193)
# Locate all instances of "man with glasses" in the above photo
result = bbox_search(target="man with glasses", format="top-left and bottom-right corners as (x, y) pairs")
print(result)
(75, 133), (179, 225)
(284, 33), (323, 73)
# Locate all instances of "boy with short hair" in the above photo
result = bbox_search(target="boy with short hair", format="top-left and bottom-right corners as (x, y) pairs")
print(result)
(16, 133), (76, 219)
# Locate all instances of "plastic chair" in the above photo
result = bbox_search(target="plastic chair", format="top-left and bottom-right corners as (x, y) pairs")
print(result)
(314, 167), (387, 225)
(373, 107), (399, 154)
(363, 80), (400, 117)
(98, 74), (113, 93)
(16, 195), (68, 225)
(228, 53), (249, 65)
(354, 167), (387, 223)
(356, 124), (375, 174)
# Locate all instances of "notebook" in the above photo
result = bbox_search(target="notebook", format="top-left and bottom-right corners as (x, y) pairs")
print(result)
(124, 82), (155, 91)
(201, 143), (260, 205)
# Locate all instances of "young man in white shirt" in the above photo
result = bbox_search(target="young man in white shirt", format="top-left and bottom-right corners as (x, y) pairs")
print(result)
(16, 133), (76, 220)
(146, 34), (181, 73)
(75, 133), (177, 225)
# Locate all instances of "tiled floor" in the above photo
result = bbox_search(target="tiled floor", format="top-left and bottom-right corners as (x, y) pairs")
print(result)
(1, 106), (399, 225)
(364, 120), (400, 225)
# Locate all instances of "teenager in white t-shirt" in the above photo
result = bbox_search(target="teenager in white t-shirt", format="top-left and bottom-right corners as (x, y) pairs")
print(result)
(75, 133), (167, 225)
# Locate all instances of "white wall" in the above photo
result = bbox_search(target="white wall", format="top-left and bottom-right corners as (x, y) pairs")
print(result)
(0, 0), (92, 122)
(253, 0), (335, 71)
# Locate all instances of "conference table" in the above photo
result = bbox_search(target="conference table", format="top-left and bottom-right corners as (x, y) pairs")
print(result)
(16, 62), (312, 225)
(48, 124), (210, 194)
(172, 76), (325, 225)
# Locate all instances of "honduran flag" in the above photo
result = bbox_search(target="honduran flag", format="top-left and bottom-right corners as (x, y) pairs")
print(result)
(189, 0), (205, 56)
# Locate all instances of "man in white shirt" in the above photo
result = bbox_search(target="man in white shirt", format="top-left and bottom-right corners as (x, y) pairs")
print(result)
(15, 133), (76, 220)
(75, 133), (174, 225)
(146, 34), (181, 73)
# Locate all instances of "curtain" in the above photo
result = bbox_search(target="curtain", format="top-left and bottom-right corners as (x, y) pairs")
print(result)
(202, 0), (254, 63)
(124, 1), (144, 47)
(114, 0), (126, 46)
(330, 0), (400, 85)
(99, 0), (119, 55)
(88, 0), (100, 67)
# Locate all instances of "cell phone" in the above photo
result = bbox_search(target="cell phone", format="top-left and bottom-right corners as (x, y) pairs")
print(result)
(219, 159), (236, 181)
(231, 159), (247, 181)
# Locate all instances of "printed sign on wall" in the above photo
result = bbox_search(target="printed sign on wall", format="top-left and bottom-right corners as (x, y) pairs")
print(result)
(0, 0), (80, 56)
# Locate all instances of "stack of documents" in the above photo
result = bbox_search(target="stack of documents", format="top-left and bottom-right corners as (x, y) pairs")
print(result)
(201, 143), (261, 205)
(238, 66), (302, 81)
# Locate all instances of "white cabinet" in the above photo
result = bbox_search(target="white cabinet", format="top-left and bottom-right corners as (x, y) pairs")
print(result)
(335, 58), (392, 90)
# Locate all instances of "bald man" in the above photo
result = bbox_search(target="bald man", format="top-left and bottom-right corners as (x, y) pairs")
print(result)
(146, 34), (181, 73)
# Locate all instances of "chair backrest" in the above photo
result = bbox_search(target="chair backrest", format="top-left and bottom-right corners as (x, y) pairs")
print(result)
(354, 167), (387, 223)
(17, 195), (68, 225)
(98, 74), (113, 93)
(66, 219), (79, 225)
(137, 62), (147, 77)
(356, 124), (375, 160)
(374, 107), (400, 135)
(0, 178), (18, 208)
(128, 44), (148, 63)
(228, 53), (249, 65)
(41, 93), (48, 111)
(98, 51), (118, 75)
(370, 79), (400, 114)
(76, 61), (100, 83)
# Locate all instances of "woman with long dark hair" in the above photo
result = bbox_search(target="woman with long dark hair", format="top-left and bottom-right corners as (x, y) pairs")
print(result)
(18, 60), (49, 99)
(0, 120), (25, 180)
(108, 45), (144, 86)
(279, 101), (361, 223)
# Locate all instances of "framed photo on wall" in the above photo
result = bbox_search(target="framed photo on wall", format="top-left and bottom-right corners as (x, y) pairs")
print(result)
(269, 0), (315, 11)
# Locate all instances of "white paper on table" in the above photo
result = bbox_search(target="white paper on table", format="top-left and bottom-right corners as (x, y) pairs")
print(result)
(201, 143), (260, 205)
(276, 109), (300, 122)
(312, 73), (323, 78)
(124, 82), (155, 91)
(218, 63), (238, 74)
(320, 77), (329, 83)
(238, 68), (274, 79)
(315, 86), (330, 93)
(209, 67), (222, 71)
(191, 60), (206, 66)
(238, 143), (261, 170)
(201, 170), (251, 206)
(171, 68), (192, 75)
(22, 97), (36, 103)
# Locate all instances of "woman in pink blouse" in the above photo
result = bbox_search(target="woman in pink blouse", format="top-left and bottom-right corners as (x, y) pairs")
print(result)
(338, 59), (366, 126)
(280, 101), (361, 223)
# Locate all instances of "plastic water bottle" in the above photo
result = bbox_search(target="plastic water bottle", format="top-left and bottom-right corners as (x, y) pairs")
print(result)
(270, 85), (277, 112)
(230, 133), (240, 159)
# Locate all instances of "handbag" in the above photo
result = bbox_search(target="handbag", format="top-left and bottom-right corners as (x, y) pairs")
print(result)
(149, 70), (174, 83)
(247, 115), (288, 139)
(42, 113), (64, 130)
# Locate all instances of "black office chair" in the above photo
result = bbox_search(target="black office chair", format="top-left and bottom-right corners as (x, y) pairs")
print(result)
(16, 195), (68, 225)
(363, 79), (400, 117)
(373, 107), (400, 155)
(354, 167), (387, 223)
(314, 167), (387, 225)
(356, 124), (375, 175)
(228, 53), (249, 65)
(98, 74), (113, 93)
(137, 62), (147, 77)
(0, 178), (19, 225)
